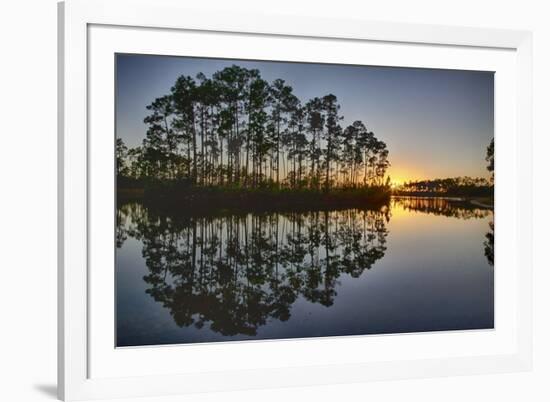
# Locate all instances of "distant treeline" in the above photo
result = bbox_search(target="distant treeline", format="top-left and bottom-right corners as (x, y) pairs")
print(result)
(116, 65), (390, 193)
(395, 176), (493, 197)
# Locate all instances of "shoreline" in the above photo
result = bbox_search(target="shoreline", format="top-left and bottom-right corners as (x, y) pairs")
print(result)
(392, 194), (494, 209)
(117, 186), (494, 214)
(117, 186), (392, 214)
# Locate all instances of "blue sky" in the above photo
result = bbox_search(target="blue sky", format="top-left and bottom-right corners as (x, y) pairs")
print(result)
(116, 54), (493, 183)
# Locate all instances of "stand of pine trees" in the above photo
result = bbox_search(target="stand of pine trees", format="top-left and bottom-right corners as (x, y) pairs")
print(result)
(117, 65), (391, 193)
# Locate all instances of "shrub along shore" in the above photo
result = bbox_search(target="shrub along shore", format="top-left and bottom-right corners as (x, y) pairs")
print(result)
(117, 181), (392, 214)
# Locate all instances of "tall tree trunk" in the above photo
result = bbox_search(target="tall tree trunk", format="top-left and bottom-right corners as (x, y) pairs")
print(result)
(235, 103), (240, 184)
(191, 110), (197, 185)
(325, 137), (331, 192)
(245, 110), (251, 187)
(276, 117), (280, 186)
(200, 108), (205, 186)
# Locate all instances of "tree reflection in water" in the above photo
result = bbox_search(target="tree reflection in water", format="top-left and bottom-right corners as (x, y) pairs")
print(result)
(117, 203), (389, 336)
(392, 196), (492, 219)
(117, 197), (495, 339)
(392, 196), (494, 266)
(484, 221), (494, 266)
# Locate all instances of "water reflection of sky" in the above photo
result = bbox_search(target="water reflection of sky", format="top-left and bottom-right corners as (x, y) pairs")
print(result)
(116, 199), (493, 347)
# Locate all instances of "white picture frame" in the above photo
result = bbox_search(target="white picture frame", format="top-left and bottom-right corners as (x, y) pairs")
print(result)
(58, 0), (533, 400)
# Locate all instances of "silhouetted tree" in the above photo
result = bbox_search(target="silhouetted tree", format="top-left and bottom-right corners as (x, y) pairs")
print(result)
(484, 221), (494, 266)
(116, 138), (129, 177)
(486, 137), (494, 182)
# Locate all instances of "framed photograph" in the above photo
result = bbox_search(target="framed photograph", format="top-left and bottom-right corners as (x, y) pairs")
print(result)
(58, 0), (533, 400)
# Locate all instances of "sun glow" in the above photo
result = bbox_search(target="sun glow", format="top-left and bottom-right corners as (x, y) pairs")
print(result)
(390, 181), (402, 189)
(387, 166), (427, 188)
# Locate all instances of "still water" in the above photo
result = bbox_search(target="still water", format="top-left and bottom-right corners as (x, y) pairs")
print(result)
(116, 197), (494, 347)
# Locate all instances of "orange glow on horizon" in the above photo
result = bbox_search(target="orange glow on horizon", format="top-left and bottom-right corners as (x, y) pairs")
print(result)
(387, 166), (427, 187)
(385, 165), (491, 186)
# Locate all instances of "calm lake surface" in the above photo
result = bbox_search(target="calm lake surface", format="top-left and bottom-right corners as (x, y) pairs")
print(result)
(116, 197), (494, 347)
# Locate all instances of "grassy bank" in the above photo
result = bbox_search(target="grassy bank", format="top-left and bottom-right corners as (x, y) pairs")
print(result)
(118, 184), (391, 214)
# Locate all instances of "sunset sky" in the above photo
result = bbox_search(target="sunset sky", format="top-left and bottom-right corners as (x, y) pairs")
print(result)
(116, 54), (494, 184)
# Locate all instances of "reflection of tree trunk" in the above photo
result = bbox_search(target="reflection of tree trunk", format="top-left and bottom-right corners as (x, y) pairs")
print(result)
(208, 220), (214, 286)
(244, 216), (249, 281)
(191, 219), (197, 290)
(219, 139), (224, 185)
(192, 219), (197, 265)
(234, 217), (239, 287)
(218, 219), (223, 261)
(324, 210), (330, 293)
(199, 218), (204, 287)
